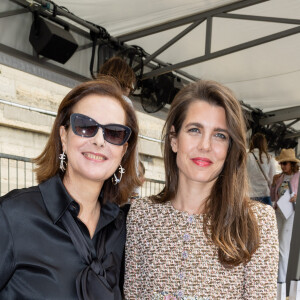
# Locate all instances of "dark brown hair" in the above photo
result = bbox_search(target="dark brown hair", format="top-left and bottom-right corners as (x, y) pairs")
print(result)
(249, 132), (270, 163)
(98, 56), (136, 93)
(33, 77), (139, 205)
(152, 79), (259, 267)
(290, 162), (300, 173)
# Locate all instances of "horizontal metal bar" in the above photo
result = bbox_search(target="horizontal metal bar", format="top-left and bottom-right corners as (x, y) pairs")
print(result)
(144, 178), (165, 184)
(118, 0), (269, 42)
(151, 58), (198, 81)
(0, 8), (28, 18)
(260, 106), (300, 125)
(143, 25), (300, 79)
(139, 134), (163, 143)
(0, 98), (57, 116)
(285, 131), (300, 139)
(0, 153), (32, 162)
(0, 98), (163, 142)
(217, 12), (300, 25)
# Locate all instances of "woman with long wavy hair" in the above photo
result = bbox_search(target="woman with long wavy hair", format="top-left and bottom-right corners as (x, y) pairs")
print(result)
(247, 132), (276, 206)
(124, 80), (278, 299)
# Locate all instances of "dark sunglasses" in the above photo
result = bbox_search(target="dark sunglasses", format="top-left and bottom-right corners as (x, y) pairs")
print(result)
(70, 113), (131, 146)
(279, 161), (290, 166)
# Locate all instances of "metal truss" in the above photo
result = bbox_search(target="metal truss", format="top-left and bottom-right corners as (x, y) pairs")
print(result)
(2, 0), (300, 139)
(117, 0), (300, 79)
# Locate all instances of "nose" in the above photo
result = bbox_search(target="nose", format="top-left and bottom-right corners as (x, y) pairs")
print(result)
(198, 133), (211, 151)
(93, 126), (106, 147)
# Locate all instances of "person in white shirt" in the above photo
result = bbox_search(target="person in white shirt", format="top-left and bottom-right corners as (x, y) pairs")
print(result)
(247, 132), (277, 206)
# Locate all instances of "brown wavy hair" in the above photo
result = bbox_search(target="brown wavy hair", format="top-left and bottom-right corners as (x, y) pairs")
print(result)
(33, 76), (140, 205)
(249, 132), (270, 163)
(152, 79), (259, 267)
(98, 56), (136, 93)
(290, 162), (299, 173)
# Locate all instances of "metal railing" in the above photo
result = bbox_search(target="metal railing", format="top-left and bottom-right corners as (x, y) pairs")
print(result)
(0, 153), (165, 198)
(0, 153), (36, 196)
(140, 178), (165, 198)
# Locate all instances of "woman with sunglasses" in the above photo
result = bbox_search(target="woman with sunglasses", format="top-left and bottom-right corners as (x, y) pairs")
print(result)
(271, 148), (299, 284)
(0, 77), (139, 300)
(124, 80), (278, 299)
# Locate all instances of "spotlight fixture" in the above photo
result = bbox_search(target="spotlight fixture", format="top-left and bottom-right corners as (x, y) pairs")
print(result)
(29, 16), (78, 64)
(138, 73), (178, 113)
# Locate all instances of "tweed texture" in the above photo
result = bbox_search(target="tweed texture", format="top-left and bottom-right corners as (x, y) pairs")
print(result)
(124, 198), (278, 300)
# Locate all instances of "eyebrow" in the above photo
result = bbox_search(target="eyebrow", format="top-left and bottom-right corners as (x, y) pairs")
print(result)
(185, 122), (229, 134)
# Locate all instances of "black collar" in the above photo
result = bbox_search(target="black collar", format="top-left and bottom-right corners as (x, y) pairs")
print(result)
(39, 174), (121, 229)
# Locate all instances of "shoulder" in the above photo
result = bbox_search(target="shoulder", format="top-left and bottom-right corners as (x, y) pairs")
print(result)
(250, 200), (276, 228)
(0, 186), (42, 229)
(129, 197), (160, 215)
(128, 197), (165, 224)
(0, 186), (40, 208)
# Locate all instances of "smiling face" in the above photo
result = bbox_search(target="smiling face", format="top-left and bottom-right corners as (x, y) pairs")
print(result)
(60, 94), (128, 186)
(170, 100), (230, 187)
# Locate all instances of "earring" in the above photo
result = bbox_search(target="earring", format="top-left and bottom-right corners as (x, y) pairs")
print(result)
(59, 152), (67, 172)
(112, 165), (125, 185)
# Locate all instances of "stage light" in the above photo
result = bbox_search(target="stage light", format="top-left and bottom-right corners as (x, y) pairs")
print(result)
(29, 16), (78, 64)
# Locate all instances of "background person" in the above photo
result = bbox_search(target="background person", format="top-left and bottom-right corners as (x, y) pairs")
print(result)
(271, 148), (299, 284)
(98, 56), (136, 103)
(124, 79), (278, 299)
(247, 132), (276, 205)
(0, 77), (139, 300)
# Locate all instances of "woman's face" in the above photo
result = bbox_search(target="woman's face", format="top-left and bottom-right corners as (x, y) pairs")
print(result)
(170, 100), (230, 187)
(60, 94), (128, 185)
(280, 161), (292, 175)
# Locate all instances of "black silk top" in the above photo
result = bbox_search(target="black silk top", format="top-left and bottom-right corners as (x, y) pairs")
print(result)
(0, 175), (126, 300)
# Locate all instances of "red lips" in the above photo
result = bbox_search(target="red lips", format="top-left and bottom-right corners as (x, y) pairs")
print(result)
(191, 157), (212, 167)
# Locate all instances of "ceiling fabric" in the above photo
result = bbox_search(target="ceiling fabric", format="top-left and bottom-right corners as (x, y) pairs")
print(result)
(54, 0), (300, 115)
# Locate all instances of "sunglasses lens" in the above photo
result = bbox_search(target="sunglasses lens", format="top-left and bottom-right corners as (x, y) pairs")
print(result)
(104, 125), (129, 145)
(71, 114), (98, 137)
(70, 113), (131, 145)
(280, 162), (288, 166)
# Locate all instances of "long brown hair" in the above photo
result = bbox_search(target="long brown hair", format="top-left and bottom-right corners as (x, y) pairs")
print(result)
(249, 132), (270, 163)
(290, 162), (299, 174)
(33, 77), (139, 205)
(152, 79), (259, 267)
(98, 56), (136, 93)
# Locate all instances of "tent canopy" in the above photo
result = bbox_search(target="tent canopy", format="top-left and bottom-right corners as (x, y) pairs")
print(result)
(1, 0), (300, 151)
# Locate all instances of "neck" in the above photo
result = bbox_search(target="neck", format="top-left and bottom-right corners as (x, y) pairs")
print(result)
(63, 173), (103, 237)
(172, 178), (215, 215)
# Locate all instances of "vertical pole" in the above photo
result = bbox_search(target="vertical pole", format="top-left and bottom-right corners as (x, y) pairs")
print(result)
(286, 176), (300, 295)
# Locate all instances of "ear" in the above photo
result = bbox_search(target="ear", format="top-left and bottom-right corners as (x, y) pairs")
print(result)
(170, 125), (178, 153)
(60, 125), (68, 153)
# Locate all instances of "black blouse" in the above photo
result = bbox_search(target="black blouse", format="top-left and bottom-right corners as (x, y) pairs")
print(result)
(0, 175), (126, 300)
